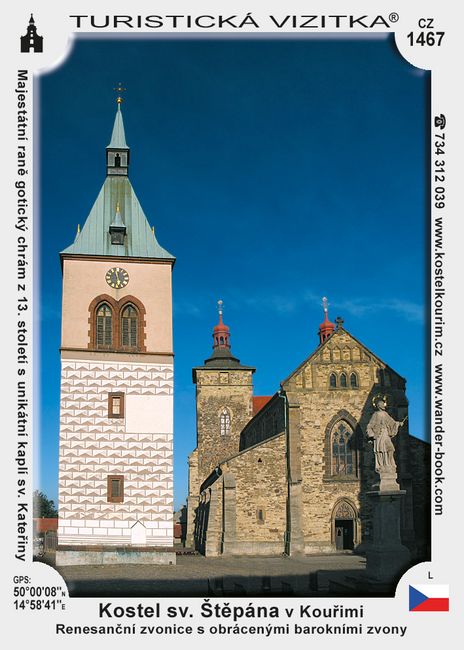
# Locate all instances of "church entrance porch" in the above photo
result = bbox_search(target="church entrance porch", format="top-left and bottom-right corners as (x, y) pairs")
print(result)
(330, 498), (359, 552)
(335, 519), (354, 550)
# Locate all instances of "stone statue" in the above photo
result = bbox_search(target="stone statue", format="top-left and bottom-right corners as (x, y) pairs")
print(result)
(366, 395), (407, 491)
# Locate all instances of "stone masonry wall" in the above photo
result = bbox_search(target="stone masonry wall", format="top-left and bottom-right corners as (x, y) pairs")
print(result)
(408, 435), (431, 558)
(283, 328), (409, 552)
(222, 433), (287, 554)
(195, 369), (254, 486)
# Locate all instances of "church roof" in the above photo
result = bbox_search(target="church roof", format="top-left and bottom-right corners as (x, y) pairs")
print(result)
(107, 104), (128, 149)
(192, 345), (255, 376)
(192, 301), (255, 378)
(253, 395), (273, 415)
(61, 104), (174, 261)
(61, 176), (174, 259)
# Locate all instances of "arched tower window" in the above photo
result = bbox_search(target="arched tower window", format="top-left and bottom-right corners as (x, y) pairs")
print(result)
(121, 304), (138, 347)
(331, 421), (355, 476)
(340, 372), (347, 388)
(89, 294), (146, 352)
(96, 303), (113, 347)
(350, 372), (358, 388)
(329, 373), (337, 388)
(220, 408), (231, 436)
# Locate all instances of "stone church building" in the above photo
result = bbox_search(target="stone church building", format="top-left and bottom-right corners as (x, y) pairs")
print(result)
(186, 302), (429, 558)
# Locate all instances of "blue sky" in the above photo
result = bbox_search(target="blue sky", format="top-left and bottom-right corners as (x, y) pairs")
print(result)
(38, 36), (429, 510)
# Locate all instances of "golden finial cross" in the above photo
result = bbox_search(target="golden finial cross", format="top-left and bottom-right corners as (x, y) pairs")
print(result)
(114, 82), (126, 104)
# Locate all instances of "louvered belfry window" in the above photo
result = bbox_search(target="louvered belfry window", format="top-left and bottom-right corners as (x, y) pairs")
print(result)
(96, 303), (112, 347)
(121, 304), (138, 347)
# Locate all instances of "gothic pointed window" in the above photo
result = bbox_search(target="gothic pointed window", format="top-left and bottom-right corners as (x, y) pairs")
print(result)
(329, 373), (337, 388)
(96, 303), (113, 347)
(220, 408), (231, 436)
(121, 304), (138, 347)
(331, 421), (355, 476)
(340, 372), (347, 388)
(350, 372), (358, 388)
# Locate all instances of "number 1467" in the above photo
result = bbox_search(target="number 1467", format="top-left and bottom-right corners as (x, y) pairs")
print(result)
(407, 31), (445, 46)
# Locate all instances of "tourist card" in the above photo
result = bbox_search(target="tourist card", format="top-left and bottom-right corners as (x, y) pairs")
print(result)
(3, 0), (461, 647)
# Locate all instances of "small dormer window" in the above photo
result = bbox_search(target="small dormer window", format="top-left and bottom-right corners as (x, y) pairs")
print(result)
(109, 202), (126, 245)
(110, 227), (125, 245)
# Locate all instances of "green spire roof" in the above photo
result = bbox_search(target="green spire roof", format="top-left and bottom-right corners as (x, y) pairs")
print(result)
(107, 103), (128, 149)
(61, 105), (174, 261)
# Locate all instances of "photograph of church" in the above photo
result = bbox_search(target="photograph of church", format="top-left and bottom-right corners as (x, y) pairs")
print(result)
(38, 36), (430, 592)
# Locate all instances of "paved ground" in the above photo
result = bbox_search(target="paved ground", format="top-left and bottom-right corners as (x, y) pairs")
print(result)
(42, 552), (369, 597)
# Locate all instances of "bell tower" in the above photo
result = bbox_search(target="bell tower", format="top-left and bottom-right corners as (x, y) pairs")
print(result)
(191, 301), (255, 487)
(56, 94), (176, 565)
(185, 302), (255, 547)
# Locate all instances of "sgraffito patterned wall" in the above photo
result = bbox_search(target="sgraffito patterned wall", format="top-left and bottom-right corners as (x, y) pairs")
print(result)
(58, 359), (174, 546)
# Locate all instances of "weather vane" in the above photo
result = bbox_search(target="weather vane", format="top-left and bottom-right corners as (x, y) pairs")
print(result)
(322, 296), (329, 313)
(114, 82), (126, 104)
(217, 299), (224, 316)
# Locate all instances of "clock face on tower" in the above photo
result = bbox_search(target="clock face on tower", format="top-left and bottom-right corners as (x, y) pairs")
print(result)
(105, 267), (129, 289)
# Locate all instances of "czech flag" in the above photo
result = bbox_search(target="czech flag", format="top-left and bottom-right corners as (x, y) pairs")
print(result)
(409, 585), (449, 612)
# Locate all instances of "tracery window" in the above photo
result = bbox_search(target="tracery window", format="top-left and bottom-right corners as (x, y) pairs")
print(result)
(220, 408), (231, 436)
(331, 421), (355, 476)
(329, 373), (337, 388)
(96, 303), (113, 347)
(340, 372), (347, 388)
(350, 372), (358, 388)
(121, 304), (138, 347)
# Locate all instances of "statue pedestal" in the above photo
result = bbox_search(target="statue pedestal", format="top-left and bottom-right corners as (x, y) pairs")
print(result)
(377, 471), (400, 492)
(365, 490), (411, 584)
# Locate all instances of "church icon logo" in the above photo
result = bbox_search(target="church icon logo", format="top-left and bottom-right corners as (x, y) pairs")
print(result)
(20, 14), (43, 53)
